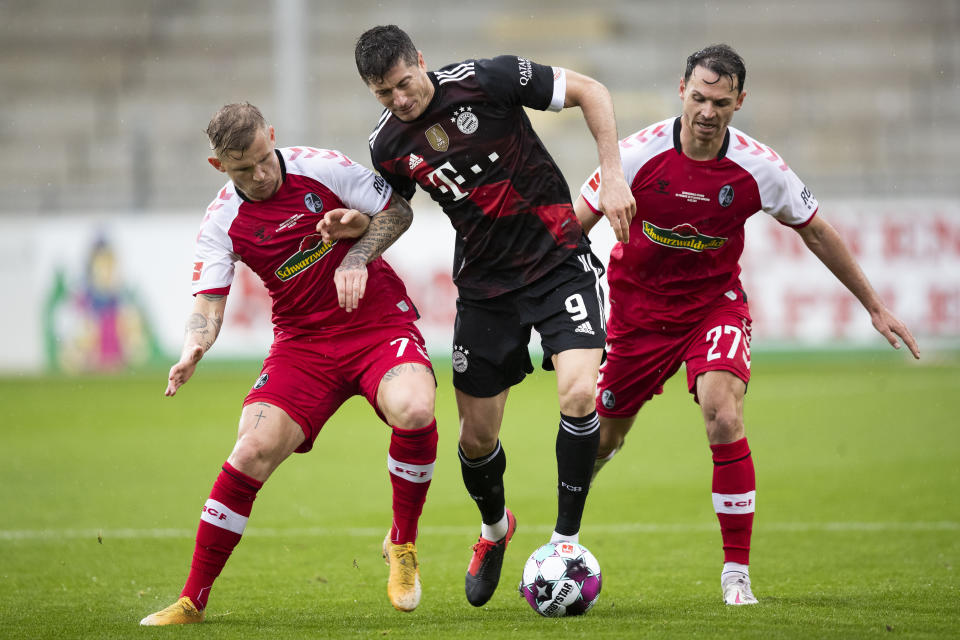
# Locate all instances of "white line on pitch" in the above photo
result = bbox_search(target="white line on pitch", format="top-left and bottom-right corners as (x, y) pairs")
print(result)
(1, 521), (957, 541)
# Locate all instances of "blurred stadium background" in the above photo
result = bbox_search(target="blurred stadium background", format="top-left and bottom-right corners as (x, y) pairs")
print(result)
(1, 0), (958, 373)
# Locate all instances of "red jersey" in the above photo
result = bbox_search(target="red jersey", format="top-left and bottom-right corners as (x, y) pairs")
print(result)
(581, 117), (818, 330)
(191, 147), (419, 338)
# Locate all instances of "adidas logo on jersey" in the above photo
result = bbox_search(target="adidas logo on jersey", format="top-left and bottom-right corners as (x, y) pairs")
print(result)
(409, 154), (424, 171)
(575, 321), (595, 335)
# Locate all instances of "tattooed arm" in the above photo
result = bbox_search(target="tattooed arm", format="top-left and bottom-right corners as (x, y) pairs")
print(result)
(330, 193), (414, 312)
(165, 293), (227, 396)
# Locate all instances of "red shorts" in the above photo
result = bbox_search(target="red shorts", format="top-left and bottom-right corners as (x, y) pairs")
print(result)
(243, 322), (433, 453)
(596, 298), (751, 418)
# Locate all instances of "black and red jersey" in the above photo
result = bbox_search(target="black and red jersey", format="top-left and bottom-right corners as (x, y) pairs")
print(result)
(369, 56), (585, 300)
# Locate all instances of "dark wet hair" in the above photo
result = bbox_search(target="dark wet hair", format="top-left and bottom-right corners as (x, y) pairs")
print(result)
(355, 25), (419, 84)
(205, 102), (266, 158)
(684, 44), (746, 93)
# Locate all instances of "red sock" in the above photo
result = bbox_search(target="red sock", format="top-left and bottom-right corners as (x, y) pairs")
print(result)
(181, 462), (262, 610)
(387, 420), (438, 544)
(710, 437), (755, 565)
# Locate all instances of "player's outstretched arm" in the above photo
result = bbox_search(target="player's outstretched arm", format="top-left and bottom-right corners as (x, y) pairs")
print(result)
(333, 193), (413, 313)
(563, 70), (635, 243)
(795, 215), (920, 359)
(165, 293), (228, 396)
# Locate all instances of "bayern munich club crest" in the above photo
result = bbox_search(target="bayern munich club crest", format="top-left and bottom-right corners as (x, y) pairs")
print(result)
(304, 192), (324, 213)
(452, 345), (469, 373)
(451, 106), (478, 135)
(718, 184), (734, 207)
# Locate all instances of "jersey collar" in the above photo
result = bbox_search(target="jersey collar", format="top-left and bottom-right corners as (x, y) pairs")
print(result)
(672, 116), (730, 160)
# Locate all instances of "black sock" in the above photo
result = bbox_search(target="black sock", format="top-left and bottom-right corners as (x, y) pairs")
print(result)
(555, 411), (600, 536)
(459, 441), (507, 525)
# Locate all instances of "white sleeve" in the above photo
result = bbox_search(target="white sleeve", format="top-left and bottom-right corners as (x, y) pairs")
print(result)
(760, 161), (819, 227)
(308, 151), (394, 217)
(579, 167), (603, 214)
(727, 129), (819, 226)
(548, 67), (567, 112)
(191, 194), (240, 294)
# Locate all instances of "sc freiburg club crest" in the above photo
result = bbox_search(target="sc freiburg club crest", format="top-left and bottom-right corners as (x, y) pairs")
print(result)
(304, 192), (324, 213)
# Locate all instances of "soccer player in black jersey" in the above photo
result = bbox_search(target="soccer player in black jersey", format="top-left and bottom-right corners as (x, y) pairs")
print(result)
(351, 25), (636, 607)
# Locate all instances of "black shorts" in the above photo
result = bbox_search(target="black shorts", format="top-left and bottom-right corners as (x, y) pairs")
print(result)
(451, 250), (607, 398)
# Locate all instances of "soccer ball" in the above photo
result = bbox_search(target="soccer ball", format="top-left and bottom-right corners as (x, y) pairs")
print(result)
(519, 541), (602, 617)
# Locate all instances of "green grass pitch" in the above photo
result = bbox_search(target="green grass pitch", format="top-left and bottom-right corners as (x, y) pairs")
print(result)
(1, 352), (958, 639)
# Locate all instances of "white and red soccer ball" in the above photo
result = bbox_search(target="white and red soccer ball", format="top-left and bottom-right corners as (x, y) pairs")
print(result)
(519, 541), (602, 617)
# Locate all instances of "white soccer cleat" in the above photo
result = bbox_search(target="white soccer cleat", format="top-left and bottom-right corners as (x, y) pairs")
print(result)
(721, 571), (758, 605)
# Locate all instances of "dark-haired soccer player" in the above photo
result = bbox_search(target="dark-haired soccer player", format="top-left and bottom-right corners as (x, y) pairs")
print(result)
(576, 44), (919, 605)
(140, 102), (438, 624)
(351, 25), (636, 607)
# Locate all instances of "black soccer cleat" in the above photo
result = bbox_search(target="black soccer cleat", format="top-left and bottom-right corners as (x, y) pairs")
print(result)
(464, 509), (517, 606)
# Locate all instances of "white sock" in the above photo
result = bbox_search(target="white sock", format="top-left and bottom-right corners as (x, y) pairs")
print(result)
(550, 530), (579, 544)
(722, 562), (750, 578)
(481, 512), (508, 541)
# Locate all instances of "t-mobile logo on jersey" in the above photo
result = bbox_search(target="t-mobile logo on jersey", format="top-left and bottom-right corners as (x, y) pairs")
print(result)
(426, 152), (500, 201)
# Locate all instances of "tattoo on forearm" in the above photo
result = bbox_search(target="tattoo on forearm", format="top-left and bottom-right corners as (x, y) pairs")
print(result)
(344, 196), (413, 265)
(186, 313), (207, 332)
(184, 309), (223, 352)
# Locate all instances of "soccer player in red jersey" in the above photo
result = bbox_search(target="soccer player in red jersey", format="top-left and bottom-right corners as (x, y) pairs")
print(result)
(576, 45), (920, 606)
(140, 103), (438, 625)
(351, 25), (636, 607)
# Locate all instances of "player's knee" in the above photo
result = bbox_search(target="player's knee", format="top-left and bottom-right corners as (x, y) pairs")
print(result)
(704, 407), (743, 443)
(384, 386), (435, 430)
(558, 383), (597, 417)
(391, 399), (435, 430)
(458, 428), (498, 459)
(229, 433), (280, 472)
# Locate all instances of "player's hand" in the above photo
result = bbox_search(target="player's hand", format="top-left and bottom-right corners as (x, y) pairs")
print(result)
(870, 306), (920, 359)
(597, 173), (636, 243)
(318, 209), (370, 243)
(335, 255), (368, 312)
(165, 344), (204, 396)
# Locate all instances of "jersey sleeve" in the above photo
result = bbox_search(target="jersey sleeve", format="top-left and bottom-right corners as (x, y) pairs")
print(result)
(475, 55), (566, 112)
(578, 167), (604, 215)
(369, 136), (417, 202)
(758, 157), (819, 227)
(191, 196), (239, 296)
(372, 151), (416, 201)
(305, 150), (394, 216)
